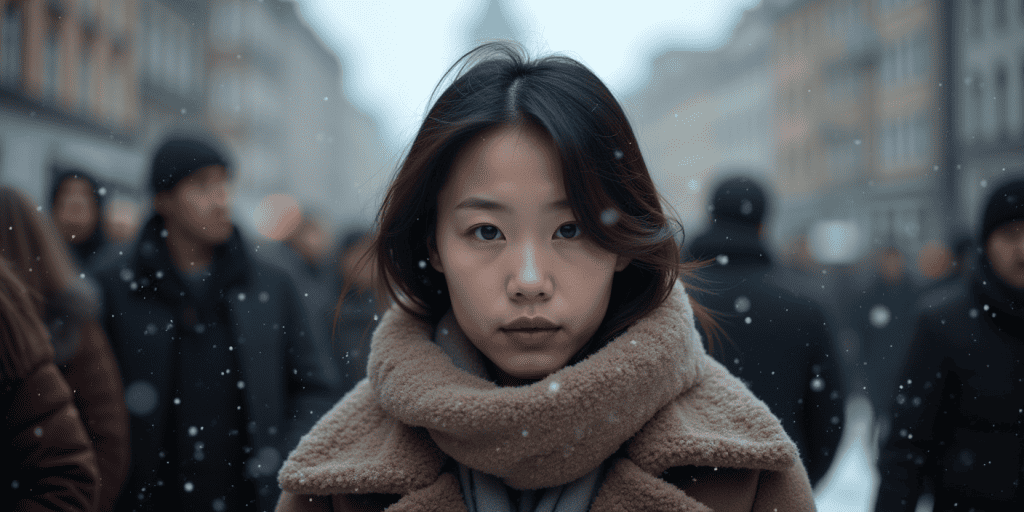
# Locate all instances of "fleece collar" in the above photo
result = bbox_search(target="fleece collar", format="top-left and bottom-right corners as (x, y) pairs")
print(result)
(278, 282), (797, 497)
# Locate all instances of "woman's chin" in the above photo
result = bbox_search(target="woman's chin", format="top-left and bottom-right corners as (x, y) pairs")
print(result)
(495, 355), (565, 384)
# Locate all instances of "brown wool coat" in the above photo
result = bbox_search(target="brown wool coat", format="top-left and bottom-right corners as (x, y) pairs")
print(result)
(1, 267), (100, 512)
(277, 284), (815, 512)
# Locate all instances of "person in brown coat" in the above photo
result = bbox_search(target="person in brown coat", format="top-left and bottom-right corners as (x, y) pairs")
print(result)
(0, 186), (129, 511)
(1, 258), (100, 511)
(277, 43), (815, 511)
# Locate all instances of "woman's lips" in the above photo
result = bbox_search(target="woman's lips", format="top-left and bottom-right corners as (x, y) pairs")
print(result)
(501, 327), (561, 345)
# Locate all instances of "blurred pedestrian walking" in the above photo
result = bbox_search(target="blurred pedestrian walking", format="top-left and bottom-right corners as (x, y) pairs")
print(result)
(849, 246), (918, 422)
(875, 177), (1024, 511)
(95, 135), (339, 512)
(0, 186), (130, 511)
(686, 175), (846, 489)
(330, 228), (382, 395)
(50, 169), (118, 276)
(1, 257), (100, 511)
(264, 209), (339, 387)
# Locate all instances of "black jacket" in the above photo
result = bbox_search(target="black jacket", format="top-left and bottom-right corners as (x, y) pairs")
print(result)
(686, 221), (846, 488)
(96, 216), (339, 511)
(875, 262), (1024, 511)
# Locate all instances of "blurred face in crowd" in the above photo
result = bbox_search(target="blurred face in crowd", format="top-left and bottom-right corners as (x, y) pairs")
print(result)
(879, 248), (904, 285)
(155, 165), (234, 248)
(430, 124), (630, 385)
(986, 220), (1024, 289)
(292, 218), (330, 264)
(340, 236), (375, 291)
(52, 177), (99, 244)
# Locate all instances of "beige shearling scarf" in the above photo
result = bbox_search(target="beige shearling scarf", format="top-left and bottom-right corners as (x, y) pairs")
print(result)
(278, 282), (816, 511)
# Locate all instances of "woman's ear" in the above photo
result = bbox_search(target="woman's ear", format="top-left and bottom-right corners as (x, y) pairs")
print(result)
(153, 191), (172, 218)
(429, 245), (444, 274)
(614, 256), (631, 272)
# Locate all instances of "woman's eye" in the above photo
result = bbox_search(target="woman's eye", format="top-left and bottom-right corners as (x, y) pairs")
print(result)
(556, 223), (581, 239)
(473, 225), (502, 241)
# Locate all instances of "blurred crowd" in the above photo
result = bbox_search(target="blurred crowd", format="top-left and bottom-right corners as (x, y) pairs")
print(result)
(1, 132), (1022, 511)
(2, 135), (383, 511)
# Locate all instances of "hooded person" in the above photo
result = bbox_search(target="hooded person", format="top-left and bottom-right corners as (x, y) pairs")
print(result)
(276, 43), (814, 512)
(95, 135), (339, 512)
(50, 169), (117, 275)
(685, 175), (846, 489)
(875, 177), (1024, 511)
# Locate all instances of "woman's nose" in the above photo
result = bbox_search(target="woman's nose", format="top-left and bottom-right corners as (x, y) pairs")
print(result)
(507, 241), (551, 301)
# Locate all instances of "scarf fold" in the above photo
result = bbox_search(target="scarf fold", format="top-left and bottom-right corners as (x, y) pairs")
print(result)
(278, 281), (801, 506)
(434, 311), (608, 511)
(369, 282), (704, 490)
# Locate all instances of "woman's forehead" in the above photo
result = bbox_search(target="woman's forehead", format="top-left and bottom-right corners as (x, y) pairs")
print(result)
(442, 125), (565, 208)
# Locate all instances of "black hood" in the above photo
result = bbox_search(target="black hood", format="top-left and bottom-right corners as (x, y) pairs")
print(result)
(685, 218), (772, 268)
(973, 256), (1024, 339)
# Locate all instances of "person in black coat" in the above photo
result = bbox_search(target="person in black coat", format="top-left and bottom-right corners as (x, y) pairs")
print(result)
(849, 246), (919, 421)
(685, 176), (846, 489)
(95, 136), (339, 512)
(875, 178), (1024, 511)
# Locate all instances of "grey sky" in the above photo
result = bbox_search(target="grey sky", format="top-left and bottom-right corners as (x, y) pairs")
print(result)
(297, 0), (761, 152)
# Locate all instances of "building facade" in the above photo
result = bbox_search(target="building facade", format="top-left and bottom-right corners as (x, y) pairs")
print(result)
(0, 0), (384, 232)
(625, 5), (774, 234)
(953, 0), (1024, 231)
(766, 0), (954, 268)
(0, 0), (143, 202)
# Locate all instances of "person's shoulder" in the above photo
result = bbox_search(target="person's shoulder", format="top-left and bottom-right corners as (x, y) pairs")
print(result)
(246, 251), (298, 293)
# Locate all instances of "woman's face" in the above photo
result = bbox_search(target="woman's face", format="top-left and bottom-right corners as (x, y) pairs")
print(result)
(431, 124), (630, 384)
(53, 177), (99, 244)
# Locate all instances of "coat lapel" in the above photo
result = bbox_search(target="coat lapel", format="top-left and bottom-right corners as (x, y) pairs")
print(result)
(626, 359), (799, 476)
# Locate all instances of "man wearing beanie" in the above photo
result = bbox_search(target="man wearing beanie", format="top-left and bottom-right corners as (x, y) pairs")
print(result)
(875, 178), (1024, 511)
(95, 136), (338, 512)
(684, 175), (846, 489)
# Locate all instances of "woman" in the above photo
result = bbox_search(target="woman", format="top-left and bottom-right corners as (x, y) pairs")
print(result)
(0, 186), (129, 512)
(49, 169), (116, 275)
(277, 43), (814, 511)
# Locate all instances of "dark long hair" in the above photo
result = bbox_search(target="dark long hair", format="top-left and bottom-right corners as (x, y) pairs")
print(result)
(369, 42), (717, 354)
(0, 187), (96, 361)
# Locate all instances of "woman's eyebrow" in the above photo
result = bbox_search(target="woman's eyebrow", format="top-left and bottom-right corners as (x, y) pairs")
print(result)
(454, 197), (571, 212)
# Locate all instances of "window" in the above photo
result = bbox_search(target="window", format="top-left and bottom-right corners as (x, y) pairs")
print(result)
(971, 0), (983, 37)
(970, 72), (984, 140)
(79, 42), (91, 111)
(1, 4), (23, 87)
(996, 64), (1008, 138)
(995, 0), (1007, 29)
(43, 29), (58, 101)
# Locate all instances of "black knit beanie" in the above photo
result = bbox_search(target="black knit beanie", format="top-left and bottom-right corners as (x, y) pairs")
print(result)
(981, 178), (1024, 243)
(709, 176), (767, 227)
(150, 137), (232, 194)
